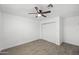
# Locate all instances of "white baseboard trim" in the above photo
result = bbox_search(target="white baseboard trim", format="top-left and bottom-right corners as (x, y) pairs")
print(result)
(64, 41), (79, 46)
(1, 39), (39, 51)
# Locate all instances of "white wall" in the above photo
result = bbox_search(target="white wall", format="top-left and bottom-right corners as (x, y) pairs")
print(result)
(64, 16), (79, 46)
(0, 12), (1, 45)
(0, 12), (2, 50)
(1, 13), (40, 50)
(0, 12), (4, 51)
(1, 12), (79, 50)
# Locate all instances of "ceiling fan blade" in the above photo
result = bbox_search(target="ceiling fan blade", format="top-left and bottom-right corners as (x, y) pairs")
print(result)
(41, 14), (47, 17)
(48, 4), (53, 7)
(35, 7), (38, 10)
(35, 7), (39, 13)
(42, 11), (51, 14)
(28, 13), (37, 14)
(39, 10), (42, 13)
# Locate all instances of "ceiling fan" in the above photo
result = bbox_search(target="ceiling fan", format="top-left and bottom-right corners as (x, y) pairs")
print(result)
(28, 7), (51, 18)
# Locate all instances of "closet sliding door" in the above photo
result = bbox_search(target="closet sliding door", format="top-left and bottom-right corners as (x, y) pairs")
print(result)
(41, 16), (62, 45)
(42, 22), (57, 44)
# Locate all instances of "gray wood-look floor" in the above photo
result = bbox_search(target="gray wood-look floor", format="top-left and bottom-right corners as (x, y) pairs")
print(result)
(1, 39), (79, 55)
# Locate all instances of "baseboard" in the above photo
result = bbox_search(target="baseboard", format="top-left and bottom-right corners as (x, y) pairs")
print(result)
(1, 39), (39, 51)
(41, 39), (62, 46)
(64, 41), (79, 46)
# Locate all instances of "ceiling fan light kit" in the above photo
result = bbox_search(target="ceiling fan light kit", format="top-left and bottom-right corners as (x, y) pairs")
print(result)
(38, 14), (41, 17)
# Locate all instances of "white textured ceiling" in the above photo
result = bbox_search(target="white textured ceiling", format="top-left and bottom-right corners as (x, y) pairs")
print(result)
(0, 4), (79, 19)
